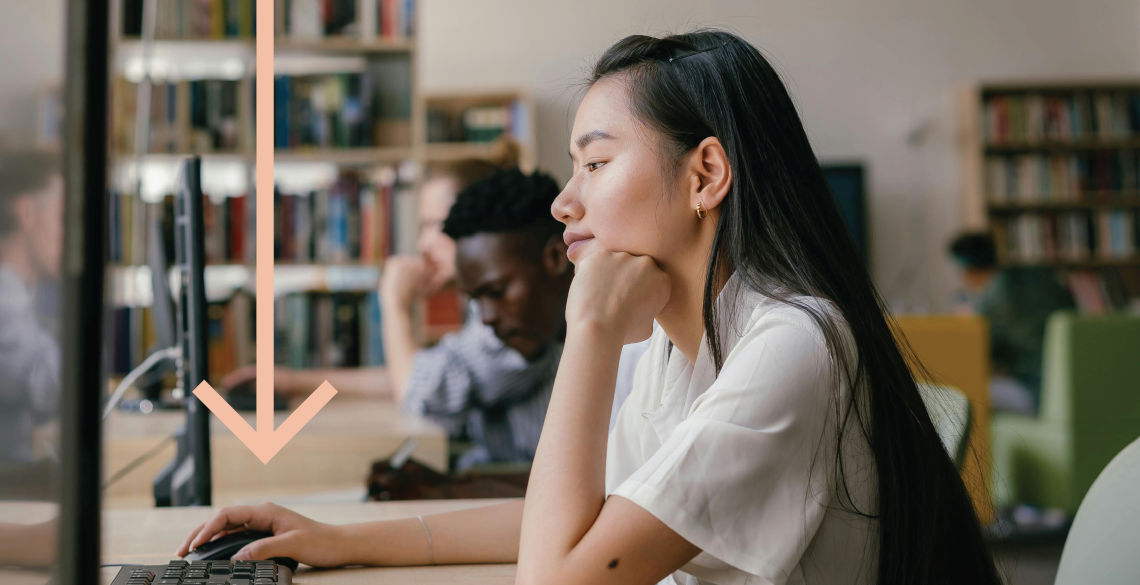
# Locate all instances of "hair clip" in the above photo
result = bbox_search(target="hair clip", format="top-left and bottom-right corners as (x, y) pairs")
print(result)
(667, 42), (729, 63)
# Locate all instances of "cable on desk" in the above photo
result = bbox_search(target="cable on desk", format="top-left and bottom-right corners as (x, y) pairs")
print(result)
(102, 432), (176, 491)
(103, 346), (181, 420)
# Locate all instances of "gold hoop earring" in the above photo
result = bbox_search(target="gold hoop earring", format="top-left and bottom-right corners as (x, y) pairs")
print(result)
(696, 201), (708, 220)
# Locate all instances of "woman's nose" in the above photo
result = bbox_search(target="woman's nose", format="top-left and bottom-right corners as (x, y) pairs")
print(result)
(551, 183), (583, 224)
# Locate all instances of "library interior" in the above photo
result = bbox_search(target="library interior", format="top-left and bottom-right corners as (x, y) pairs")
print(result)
(1, 1), (1138, 585)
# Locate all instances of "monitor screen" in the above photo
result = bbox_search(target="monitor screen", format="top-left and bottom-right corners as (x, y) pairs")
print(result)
(820, 163), (869, 268)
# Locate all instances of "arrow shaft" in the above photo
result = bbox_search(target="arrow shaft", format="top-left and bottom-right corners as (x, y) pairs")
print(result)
(255, 0), (275, 433)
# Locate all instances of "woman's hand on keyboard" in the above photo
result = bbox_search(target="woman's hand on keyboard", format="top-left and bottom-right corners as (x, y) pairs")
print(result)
(177, 502), (348, 567)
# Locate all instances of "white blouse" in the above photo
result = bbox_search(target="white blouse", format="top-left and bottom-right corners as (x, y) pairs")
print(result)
(605, 275), (878, 585)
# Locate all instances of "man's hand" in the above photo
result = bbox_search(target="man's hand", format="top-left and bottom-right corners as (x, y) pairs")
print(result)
(380, 256), (435, 312)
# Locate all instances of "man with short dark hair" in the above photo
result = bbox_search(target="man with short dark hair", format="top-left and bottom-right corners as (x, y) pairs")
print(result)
(405, 168), (573, 469)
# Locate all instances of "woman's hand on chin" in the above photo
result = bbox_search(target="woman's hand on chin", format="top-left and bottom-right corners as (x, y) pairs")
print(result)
(566, 247), (670, 345)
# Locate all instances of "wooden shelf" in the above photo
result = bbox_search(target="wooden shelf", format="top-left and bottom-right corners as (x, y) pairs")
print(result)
(274, 147), (413, 165)
(424, 141), (510, 162)
(984, 139), (1140, 153)
(961, 80), (1140, 292)
(107, 263), (383, 306)
(112, 151), (253, 162)
(988, 197), (1140, 212)
(276, 36), (414, 54)
(979, 79), (1140, 94)
(1001, 258), (1140, 269)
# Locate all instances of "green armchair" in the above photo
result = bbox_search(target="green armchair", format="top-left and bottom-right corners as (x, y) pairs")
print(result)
(991, 311), (1140, 513)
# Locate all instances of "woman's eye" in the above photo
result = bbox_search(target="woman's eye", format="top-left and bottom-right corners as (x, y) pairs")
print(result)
(584, 161), (606, 172)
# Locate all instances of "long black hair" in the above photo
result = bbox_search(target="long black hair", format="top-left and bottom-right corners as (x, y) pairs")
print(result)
(590, 30), (1000, 584)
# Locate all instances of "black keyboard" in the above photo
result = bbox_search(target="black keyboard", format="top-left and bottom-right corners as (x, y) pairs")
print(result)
(110, 560), (293, 585)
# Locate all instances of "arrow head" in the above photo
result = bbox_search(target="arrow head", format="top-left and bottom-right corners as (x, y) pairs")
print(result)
(193, 380), (338, 464)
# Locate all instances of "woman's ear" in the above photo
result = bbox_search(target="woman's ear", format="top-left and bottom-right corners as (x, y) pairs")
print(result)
(686, 136), (732, 212)
(542, 235), (571, 277)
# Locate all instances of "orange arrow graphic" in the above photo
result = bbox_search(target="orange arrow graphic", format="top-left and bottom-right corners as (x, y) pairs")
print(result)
(193, 0), (336, 464)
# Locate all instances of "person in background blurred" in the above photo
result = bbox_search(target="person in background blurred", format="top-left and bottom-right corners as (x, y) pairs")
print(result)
(379, 145), (523, 403)
(949, 231), (1076, 414)
(405, 167), (571, 468)
(225, 141), (519, 401)
(0, 146), (64, 463)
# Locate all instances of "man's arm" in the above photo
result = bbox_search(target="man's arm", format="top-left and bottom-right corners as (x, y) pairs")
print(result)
(381, 295), (418, 404)
(276, 366), (392, 400)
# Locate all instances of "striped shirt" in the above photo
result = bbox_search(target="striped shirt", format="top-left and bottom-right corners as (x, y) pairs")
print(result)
(402, 306), (650, 471)
(403, 311), (560, 470)
(0, 268), (61, 463)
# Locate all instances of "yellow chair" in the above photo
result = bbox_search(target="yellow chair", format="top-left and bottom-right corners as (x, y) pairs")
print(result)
(892, 315), (993, 523)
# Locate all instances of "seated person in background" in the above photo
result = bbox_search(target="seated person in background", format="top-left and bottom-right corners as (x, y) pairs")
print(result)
(408, 168), (572, 469)
(949, 231), (1075, 414)
(224, 142), (517, 401)
(0, 146), (63, 464)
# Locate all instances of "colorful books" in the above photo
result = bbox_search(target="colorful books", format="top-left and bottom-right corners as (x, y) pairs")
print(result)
(274, 291), (387, 369)
(426, 99), (530, 144)
(985, 152), (1140, 203)
(121, 0), (255, 40)
(274, 72), (393, 149)
(999, 210), (1139, 264)
(983, 90), (1140, 144)
(113, 78), (247, 155)
(275, 0), (414, 40)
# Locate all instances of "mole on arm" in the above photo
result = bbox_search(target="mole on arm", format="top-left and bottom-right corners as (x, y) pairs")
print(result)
(608, 558), (619, 569)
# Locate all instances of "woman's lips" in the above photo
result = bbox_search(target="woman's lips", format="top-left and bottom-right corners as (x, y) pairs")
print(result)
(567, 237), (594, 260)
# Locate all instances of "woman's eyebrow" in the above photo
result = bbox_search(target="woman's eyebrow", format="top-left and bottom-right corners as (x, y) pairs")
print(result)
(574, 129), (616, 151)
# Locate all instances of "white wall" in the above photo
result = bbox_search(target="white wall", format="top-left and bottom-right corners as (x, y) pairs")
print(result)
(0, 1), (65, 141)
(419, 0), (1140, 312)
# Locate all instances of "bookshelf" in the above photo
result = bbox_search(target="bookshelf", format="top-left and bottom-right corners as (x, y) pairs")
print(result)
(959, 80), (1140, 310)
(423, 89), (537, 171)
(104, 1), (539, 380)
(106, 0), (421, 380)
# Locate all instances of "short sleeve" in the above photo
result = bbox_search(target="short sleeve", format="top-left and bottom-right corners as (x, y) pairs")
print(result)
(610, 316), (842, 584)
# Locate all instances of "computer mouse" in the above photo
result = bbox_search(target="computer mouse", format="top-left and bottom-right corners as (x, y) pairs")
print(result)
(184, 530), (300, 571)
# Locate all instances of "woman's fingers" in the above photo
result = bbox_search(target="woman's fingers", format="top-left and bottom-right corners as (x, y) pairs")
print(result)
(177, 520), (208, 557)
(232, 532), (297, 563)
(181, 504), (281, 556)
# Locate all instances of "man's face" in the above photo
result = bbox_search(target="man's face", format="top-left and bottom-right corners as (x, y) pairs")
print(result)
(455, 231), (568, 360)
(16, 176), (64, 279)
(416, 177), (459, 291)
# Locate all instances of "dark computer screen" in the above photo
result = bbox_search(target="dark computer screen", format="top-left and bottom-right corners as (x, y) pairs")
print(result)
(152, 156), (213, 507)
(820, 163), (869, 268)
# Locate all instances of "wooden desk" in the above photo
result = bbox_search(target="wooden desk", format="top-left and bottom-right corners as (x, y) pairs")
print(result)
(0, 500), (516, 585)
(103, 400), (447, 508)
(101, 500), (516, 584)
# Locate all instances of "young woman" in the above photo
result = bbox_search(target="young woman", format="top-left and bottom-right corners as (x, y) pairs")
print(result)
(178, 30), (1000, 585)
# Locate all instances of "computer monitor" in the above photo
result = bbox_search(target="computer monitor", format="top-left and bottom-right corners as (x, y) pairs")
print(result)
(53, 0), (110, 583)
(820, 163), (869, 269)
(152, 156), (213, 507)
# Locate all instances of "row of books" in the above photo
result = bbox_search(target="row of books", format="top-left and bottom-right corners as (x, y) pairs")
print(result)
(106, 290), (387, 378)
(1066, 269), (1140, 314)
(426, 101), (529, 144)
(273, 174), (396, 263)
(985, 152), (1140, 203)
(275, 290), (386, 369)
(276, 0), (415, 40)
(122, 0), (255, 40)
(999, 210), (1140, 264)
(108, 174), (408, 266)
(274, 72), (407, 149)
(984, 90), (1140, 145)
(113, 77), (246, 155)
